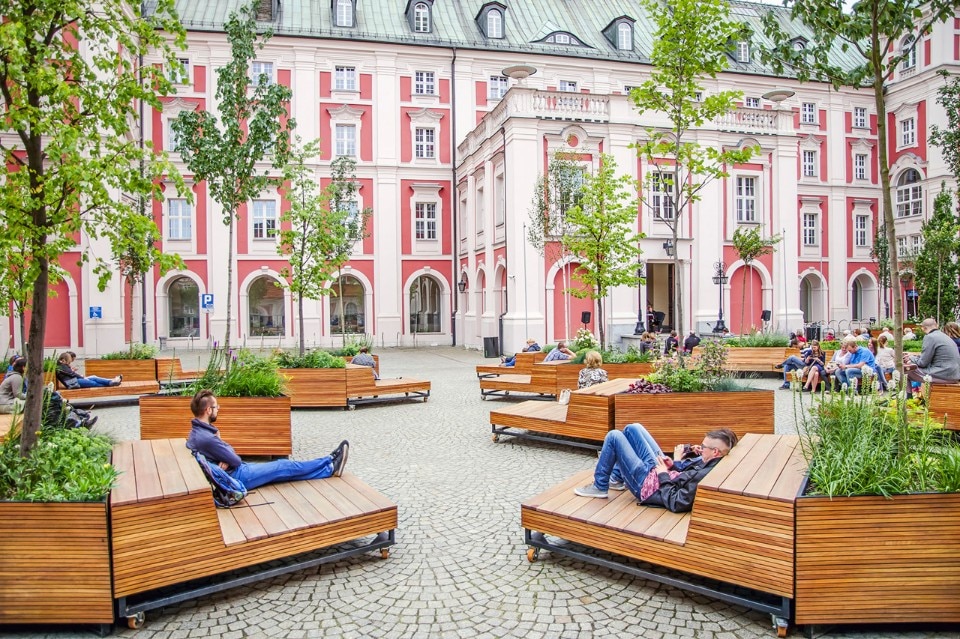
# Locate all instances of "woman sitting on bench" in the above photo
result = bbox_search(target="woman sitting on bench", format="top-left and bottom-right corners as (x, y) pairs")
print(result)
(55, 352), (121, 388)
(574, 423), (738, 513)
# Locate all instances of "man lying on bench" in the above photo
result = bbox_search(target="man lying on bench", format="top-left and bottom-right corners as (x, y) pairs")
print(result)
(574, 423), (738, 512)
(186, 389), (349, 490)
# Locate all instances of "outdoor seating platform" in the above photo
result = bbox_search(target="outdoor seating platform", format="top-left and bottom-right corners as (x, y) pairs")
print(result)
(110, 438), (397, 628)
(928, 383), (960, 430)
(476, 351), (546, 378)
(58, 380), (161, 407)
(345, 365), (431, 408)
(521, 434), (807, 636)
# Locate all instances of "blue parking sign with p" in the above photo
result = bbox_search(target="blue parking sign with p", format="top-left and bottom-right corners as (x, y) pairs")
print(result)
(201, 294), (214, 311)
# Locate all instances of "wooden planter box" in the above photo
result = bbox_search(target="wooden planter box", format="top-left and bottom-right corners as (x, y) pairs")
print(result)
(0, 500), (113, 626)
(281, 367), (349, 408)
(614, 389), (775, 451)
(927, 384), (960, 430)
(139, 395), (292, 456)
(85, 358), (158, 382)
(554, 362), (654, 395)
(795, 490), (960, 625)
(345, 354), (380, 375)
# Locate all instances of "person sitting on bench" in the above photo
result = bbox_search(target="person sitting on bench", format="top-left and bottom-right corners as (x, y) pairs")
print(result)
(351, 347), (379, 380)
(186, 389), (349, 490)
(55, 352), (121, 388)
(574, 423), (738, 513)
(543, 341), (574, 362)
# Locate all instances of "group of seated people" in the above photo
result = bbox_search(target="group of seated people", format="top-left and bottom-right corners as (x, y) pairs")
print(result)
(55, 352), (122, 388)
(1, 354), (98, 426)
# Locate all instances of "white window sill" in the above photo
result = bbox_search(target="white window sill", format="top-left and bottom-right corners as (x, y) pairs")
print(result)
(331, 89), (360, 99)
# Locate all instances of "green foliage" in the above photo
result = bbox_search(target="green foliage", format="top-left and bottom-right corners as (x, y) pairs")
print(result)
(100, 343), (159, 360)
(725, 333), (791, 347)
(695, 338), (728, 386)
(42, 356), (57, 374)
(171, 0), (295, 356)
(930, 71), (960, 183)
(542, 344), (557, 354)
(800, 391), (960, 497)
(527, 152), (585, 252)
(632, 0), (758, 333)
(0, 427), (118, 501)
(328, 336), (373, 357)
(561, 154), (645, 349)
(649, 355), (705, 393)
(183, 349), (286, 397)
(274, 350), (346, 369)
(605, 346), (655, 364)
(914, 188), (960, 325)
(732, 227), (781, 333)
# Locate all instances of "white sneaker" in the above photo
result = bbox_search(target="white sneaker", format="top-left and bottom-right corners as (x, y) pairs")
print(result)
(574, 483), (608, 498)
(608, 480), (627, 491)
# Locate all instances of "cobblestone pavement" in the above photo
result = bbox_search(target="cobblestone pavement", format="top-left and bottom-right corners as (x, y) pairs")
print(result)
(9, 348), (960, 639)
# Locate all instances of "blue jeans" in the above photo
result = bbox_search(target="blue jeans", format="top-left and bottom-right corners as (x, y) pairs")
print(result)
(782, 356), (805, 382)
(503, 356), (516, 367)
(230, 457), (333, 491)
(596, 423), (662, 496)
(834, 367), (864, 389)
(76, 376), (113, 388)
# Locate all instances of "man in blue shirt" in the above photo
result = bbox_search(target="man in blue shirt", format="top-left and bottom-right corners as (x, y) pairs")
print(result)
(543, 341), (574, 362)
(834, 337), (880, 391)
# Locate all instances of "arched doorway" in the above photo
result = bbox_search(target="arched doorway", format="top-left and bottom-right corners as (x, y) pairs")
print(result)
(410, 275), (442, 333)
(799, 273), (826, 324)
(248, 275), (285, 336)
(168, 276), (200, 337)
(552, 263), (593, 340)
(729, 265), (763, 334)
(850, 273), (878, 321)
(331, 275), (365, 334)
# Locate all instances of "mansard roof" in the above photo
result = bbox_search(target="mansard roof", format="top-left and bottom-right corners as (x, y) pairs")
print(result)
(160, 0), (862, 76)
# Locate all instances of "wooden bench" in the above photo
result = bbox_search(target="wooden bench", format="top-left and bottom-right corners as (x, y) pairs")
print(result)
(57, 380), (161, 406)
(476, 351), (546, 378)
(490, 378), (634, 449)
(344, 364), (431, 408)
(927, 383), (960, 430)
(110, 438), (397, 628)
(156, 357), (202, 384)
(521, 433), (807, 635)
(552, 362), (654, 396)
(479, 360), (571, 400)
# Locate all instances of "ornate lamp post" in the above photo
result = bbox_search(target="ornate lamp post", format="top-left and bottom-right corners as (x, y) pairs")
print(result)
(634, 258), (645, 334)
(712, 261), (728, 334)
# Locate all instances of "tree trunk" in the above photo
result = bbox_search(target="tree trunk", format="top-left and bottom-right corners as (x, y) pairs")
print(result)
(596, 287), (605, 350)
(223, 214), (235, 367)
(127, 276), (136, 354)
(672, 223), (682, 333)
(338, 274), (345, 349)
(20, 254), (48, 457)
(298, 292), (305, 356)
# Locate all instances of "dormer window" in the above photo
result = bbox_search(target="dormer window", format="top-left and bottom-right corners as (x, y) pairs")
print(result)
(414, 2), (430, 32)
(334, 0), (354, 27)
(901, 35), (917, 71)
(476, 3), (507, 39)
(487, 9), (503, 38)
(736, 40), (750, 63)
(791, 37), (807, 51)
(543, 31), (585, 47)
(617, 23), (632, 50)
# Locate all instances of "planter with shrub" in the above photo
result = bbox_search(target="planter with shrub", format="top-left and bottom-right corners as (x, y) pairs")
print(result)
(275, 350), (356, 408)
(85, 342), (160, 382)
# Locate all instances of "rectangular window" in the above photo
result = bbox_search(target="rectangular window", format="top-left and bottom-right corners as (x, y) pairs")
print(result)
(651, 172), (675, 220)
(488, 75), (508, 100)
(495, 173), (505, 225)
(745, 97), (760, 108)
(735, 176), (757, 222)
(334, 66), (357, 91)
(802, 150), (817, 178)
(415, 202), (437, 240)
(251, 61), (274, 85)
(853, 106), (867, 128)
(168, 199), (192, 240)
(475, 188), (484, 234)
(559, 80), (578, 93)
(912, 234), (923, 254)
(340, 200), (360, 227)
(252, 200), (277, 240)
(901, 117), (916, 147)
(414, 127), (435, 159)
(694, 91), (703, 102)
(167, 119), (180, 152)
(803, 213), (818, 246)
(736, 40), (750, 62)
(854, 153), (867, 180)
(801, 102), (817, 124)
(169, 57), (190, 84)
(414, 71), (435, 95)
(854, 215), (869, 247)
(335, 124), (356, 157)
(897, 236), (908, 257)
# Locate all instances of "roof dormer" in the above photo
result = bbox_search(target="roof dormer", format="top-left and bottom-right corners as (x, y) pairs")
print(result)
(332, 0), (356, 28)
(602, 16), (635, 52)
(476, 2), (507, 39)
(538, 31), (588, 47)
(405, 0), (434, 34)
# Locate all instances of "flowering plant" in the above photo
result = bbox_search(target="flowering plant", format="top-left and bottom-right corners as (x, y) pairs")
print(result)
(571, 328), (599, 351)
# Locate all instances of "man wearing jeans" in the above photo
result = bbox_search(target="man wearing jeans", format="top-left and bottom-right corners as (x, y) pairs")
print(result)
(186, 389), (349, 490)
(574, 423), (737, 513)
(834, 337), (880, 391)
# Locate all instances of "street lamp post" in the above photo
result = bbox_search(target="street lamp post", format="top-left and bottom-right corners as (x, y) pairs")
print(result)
(712, 261), (728, 334)
(634, 258), (645, 334)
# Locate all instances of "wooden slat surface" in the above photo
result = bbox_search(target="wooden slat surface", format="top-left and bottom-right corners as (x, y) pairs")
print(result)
(0, 412), (17, 441)
(928, 383), (960, 430)
(84, 358), (159, 382)
(282, 367), (348, 407)
(58, 380), (160, 402)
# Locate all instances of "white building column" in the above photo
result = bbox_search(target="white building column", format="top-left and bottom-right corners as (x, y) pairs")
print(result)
(772, 111), (804, 331)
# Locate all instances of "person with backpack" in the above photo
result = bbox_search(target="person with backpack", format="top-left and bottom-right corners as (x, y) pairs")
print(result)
(186, 389), (349, 491)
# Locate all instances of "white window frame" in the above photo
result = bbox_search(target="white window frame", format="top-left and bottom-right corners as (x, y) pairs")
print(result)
(168, 198), (192, 241)
(736, 40), (750, 63)
(802, 149), (817, 178)
(802, 213), (818, 247)
(854, 153), (868, 181)
(801, 102), (817, 125)
(335, 0), (353, 27)
(486, 9), (503, 38)
(901, 36), (917, 71)
(169, 57), (190, 85)
(554, 33), (571, 45)
(617, 23), (632, 51)
(651, 171), (675, 220)
(251, 60), (274, 86)
(335, 124), (357, 157)
(494, 169), (505, 227)
(415, 202), (437, 240)
(912, 234), (923, 255)
(853, 106), (867, 129)
(414, 127), (436, 159)
(745, 97), (760, 108)
(900, 117), (916, 148)
(413, 2), (430, 33)
(475, 184), (485, 239)
(251, 199), (277, 241)
(414, 71), (435, 95)
(167, 118), (181, 153)
(896, 170), (923, 218)
(334, 66), (357, 91)
(488, 75), (508, 101)
(412, 184), (442, 254)
(559, 80), (578, 93)
(854, 214), (869, 248)
(897, 236), (908, 257)
(735, 176), (757, 223)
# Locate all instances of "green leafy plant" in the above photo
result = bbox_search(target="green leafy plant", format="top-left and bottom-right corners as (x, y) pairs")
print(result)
(182, 349), (286, 397)
(571, 329), (600, 352)
(274, 350), (346, 369)
(0, 427), (118, 502)
(648, 355), (704, 393)
(725, 333), (791, 347)
(100, 343), (159, 360)
(327, 335), (373, 357)
(602, 346), (655, 364)
(694, 338), (728, 388)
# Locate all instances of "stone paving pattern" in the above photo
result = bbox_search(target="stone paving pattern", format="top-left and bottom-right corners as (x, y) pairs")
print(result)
(8, 347), (960, 638)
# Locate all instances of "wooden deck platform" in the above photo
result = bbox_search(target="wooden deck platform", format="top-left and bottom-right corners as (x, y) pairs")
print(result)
(345, 364), (431, 407)
(476, 351), (546, 378)
(521, 434), (807, 626)
(479, 361), (571, 399)
(110, 438), (397, 625)
(58, 380), (161, 406)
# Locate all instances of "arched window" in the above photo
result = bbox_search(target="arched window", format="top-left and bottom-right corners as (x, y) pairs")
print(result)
(248, 275), (285, 336)
(617, 23), (632, 51)
(331, 275), (365, 334)
(410, 275), (442, 333)
(168, 277), (199, 338)
(335, 0), (353, 27)
(414, 2), (430, 32)
(486, 9), (503, 38)
(901, 36), (916, 70)
(896, 169), (923, 217)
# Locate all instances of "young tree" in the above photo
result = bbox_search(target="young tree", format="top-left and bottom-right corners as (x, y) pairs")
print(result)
(930, 71), (960, 185)
(732, 227), (782, 334)
(914, 188), (960, 325)
(632, 0), (759, 334)
(0, 0), (185, 456)
(561, 154), (644, 349)
(278, 142), (369, 354)
(871, 223), (892, 318)
(761, 0), (957, 377)
(172, 0), (295, 358)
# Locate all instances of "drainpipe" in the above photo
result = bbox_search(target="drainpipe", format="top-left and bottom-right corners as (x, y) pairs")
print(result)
(498, 126), (507, 356)
(450, 47), (458, 346)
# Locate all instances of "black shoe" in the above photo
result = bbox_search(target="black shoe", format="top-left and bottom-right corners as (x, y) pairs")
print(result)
(774, 363), (784, 370)
(84, 415), (99, 428)
(779, 383), (790, 390)
(330, 440), (349, 477)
